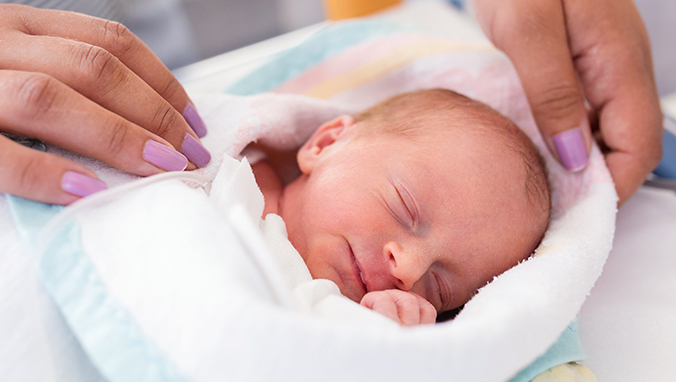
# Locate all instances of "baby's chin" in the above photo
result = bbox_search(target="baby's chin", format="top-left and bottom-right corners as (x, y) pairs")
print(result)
(337, 284), (366, 304)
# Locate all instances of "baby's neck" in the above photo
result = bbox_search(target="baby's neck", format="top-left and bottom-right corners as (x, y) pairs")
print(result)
(251, 160), (285, 217)
(251, 158), (308, 250)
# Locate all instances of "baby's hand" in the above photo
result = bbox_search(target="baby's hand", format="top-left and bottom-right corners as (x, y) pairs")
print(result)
(360, 290), (436, 326)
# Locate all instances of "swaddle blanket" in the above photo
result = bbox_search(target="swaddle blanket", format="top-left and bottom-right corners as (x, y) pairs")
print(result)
(7, 21), (617, 382)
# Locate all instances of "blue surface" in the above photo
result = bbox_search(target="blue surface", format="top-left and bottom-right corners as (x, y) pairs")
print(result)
(654, 117), (676, 179)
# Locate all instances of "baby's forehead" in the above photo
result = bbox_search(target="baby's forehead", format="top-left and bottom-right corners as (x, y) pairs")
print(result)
(370, 107), (515, 152)
(355, 91), (550, 217)
(384, 118), (547, 215)
(367, 97), (510, 136)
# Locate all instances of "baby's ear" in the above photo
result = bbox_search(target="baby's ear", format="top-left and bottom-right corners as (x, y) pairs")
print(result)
(297, 115), (355, 174)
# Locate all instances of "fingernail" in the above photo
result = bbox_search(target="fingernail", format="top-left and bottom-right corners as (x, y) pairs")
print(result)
(143, 140), (188, 171)
(553, 128), (588, 172)
(61, 171), (108, 197)
(181, 133), (211, 167)
(183, 103), (207, 138)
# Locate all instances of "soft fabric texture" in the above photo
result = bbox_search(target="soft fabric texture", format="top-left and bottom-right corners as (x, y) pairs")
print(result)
(5, 21), (617, 382)
(225, 22), (618, 380)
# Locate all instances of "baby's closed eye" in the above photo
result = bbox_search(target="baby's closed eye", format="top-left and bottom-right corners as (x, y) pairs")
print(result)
(394, 183), (418, 228)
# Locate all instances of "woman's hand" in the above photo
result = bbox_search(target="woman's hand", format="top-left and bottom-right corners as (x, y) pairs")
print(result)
(0, 5), (210, 205)
(361, 289), (437, 326)
(472, 0), (663, 204)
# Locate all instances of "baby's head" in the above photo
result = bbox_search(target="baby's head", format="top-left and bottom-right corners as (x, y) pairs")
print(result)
(279, 89), (550, 313)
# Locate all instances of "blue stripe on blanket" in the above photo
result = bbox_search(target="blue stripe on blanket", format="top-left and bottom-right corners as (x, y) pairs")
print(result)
(41, 220), (192, 382)
(509, 317), (585, 382)
(7, 195), (62, 243)
(225, 20), (416, 95)
(7, 196), (190, 382)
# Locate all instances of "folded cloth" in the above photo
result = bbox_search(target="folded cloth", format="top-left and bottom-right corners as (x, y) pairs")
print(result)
(227, 24), (619, 381)
(5, 21), (617, 382)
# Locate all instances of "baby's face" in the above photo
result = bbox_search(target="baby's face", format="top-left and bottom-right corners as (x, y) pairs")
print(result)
(280, 117), (545, 312)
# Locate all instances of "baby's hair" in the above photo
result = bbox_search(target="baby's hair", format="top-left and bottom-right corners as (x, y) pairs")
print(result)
(353, 88), (551, 225)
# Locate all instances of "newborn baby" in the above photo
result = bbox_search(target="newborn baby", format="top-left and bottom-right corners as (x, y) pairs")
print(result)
(250, 89), (551, 325)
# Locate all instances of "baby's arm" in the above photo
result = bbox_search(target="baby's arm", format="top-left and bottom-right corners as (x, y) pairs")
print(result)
(360, 290), (436, 326)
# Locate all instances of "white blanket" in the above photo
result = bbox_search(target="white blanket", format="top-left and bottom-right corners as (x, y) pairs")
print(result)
(3, 75), (617, 381)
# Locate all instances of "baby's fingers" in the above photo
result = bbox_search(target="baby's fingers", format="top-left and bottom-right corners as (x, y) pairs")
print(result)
(0, 135), (106, 205)
(391, 293), (424, 326)
(361, 290), (437, 326)
(415, 294), (437, 325)
(361, 292), (400, 323)
(391, 292), (436, 326)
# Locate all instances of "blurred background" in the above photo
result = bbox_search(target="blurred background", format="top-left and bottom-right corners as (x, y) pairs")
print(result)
(139, 0), (676, 96)
(6, 0), (676, 95)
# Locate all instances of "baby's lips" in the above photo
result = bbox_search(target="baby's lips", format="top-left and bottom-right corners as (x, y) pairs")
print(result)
(355, 260), (369, 294)
(352, 247), (394, 294)
(348, 244), (369, 297)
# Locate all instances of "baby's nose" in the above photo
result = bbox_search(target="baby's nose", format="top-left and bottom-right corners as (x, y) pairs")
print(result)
(383, 241), (428, 291)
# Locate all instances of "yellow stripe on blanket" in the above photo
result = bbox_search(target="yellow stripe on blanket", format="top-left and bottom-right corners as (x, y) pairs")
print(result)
(304, 41), (493, 99)
(531, 363), (598, 382)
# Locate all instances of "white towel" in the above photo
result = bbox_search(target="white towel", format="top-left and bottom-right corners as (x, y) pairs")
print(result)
(7, 81), (616, 382)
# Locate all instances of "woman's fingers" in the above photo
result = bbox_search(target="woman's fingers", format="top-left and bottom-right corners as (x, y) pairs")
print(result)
(473, 0), (663, 204)
(0, 135), (107, 205)
(0, 5), (209, 204)
(0, 4), (206, 136)
(0, 32), (210, 168)
(0, 4), (209, 170)
(473, 0), (591, 171)
(586, 58), (662, 203)
(564, 0), (663, 204)
(0, 70), (190, 177)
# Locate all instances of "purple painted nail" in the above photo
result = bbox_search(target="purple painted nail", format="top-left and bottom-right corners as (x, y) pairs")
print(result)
(181, 133), (211, 168)
(553, 128), (588, 172)
(143, 140), (188, 171)
(61, 171), (108, 197)
(183, 103), (207, 138)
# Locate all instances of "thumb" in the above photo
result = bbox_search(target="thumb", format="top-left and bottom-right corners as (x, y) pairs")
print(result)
(518, 43), (591, 172)
(474, 0), (591, 171)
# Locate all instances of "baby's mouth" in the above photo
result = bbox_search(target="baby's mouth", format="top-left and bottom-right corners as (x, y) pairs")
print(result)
(347, 242), (368, 297)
